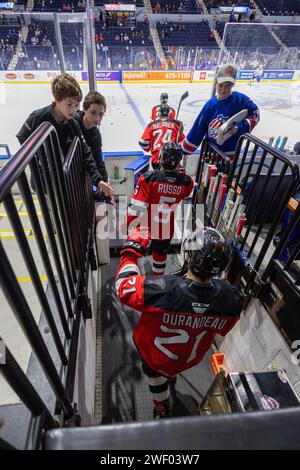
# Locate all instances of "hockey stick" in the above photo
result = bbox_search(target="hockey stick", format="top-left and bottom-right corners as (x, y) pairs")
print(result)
(176, 91), (189, 119)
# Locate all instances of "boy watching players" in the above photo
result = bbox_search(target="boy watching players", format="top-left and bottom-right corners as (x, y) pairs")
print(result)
(17, 73), (114, 201)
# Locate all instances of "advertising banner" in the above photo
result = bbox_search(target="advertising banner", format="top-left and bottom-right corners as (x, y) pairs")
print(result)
(237, 70), (254, 80)
(294, 70), (300, 80)
(0, 70), (82, 82)
(81, 71), (120, 82)
(1, 69), (299, 84)
(122, 70), (193, 82)
(237, 69), (295, 80)
(262, 70), (294, 80)
(193, 70), (215, 81)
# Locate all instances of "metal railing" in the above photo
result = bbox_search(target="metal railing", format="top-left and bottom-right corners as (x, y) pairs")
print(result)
(262, 202), (300, 296)
(193, 134), (300, 294)
(0, 122), (96, 448)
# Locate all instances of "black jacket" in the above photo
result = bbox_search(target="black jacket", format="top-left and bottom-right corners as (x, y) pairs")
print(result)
(75, 111), (108, 182)
(17, 105), (102, 186)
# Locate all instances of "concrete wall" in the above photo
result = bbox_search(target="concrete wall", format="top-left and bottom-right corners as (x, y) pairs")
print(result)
(216, 298), (300, 399)
(73, 265), (98, 426)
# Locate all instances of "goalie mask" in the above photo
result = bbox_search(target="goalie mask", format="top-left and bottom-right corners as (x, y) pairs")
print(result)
(160, 92), (168, 104)
(182, 228), (229, 279)
(159, 103), (170, 118)
(159, 142), (182, 171)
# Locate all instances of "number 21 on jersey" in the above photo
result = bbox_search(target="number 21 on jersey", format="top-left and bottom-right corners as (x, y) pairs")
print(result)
(154, 325), (208, 363)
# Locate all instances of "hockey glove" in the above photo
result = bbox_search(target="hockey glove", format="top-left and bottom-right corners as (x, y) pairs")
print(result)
(120, 227), (150, 258)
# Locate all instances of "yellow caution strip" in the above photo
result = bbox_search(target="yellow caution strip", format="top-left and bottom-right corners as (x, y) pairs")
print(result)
(0, 229), (47, 239)
(0, 211), (42, 217)
(17, 275), (48, 283)
(0, 199), (39, 207)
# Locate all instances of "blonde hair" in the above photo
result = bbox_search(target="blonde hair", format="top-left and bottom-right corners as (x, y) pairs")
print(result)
(51, 73), (83, 102)
(83, 91), (107, 112)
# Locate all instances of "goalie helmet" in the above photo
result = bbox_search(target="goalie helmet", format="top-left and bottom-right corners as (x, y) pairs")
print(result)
(159, 142), (182, 171)
(159, 103), (170, 118)
(160, 92), (168, 103)
(182, 228), (230, 280)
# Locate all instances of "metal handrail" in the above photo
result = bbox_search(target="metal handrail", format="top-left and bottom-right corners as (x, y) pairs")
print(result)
(193, 133), (300, 294)
(0, 120), (96, 447)
(0, 122), (54, 201)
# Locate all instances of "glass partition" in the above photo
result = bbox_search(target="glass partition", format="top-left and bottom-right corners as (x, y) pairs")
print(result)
(215, 22), (300, 147)
(218, 22), (300, 71)
(0, 12), (87, 71)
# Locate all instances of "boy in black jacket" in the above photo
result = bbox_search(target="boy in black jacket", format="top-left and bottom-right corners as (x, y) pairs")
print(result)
(75, 90), (108, 182)
(17, 73), (114, 201)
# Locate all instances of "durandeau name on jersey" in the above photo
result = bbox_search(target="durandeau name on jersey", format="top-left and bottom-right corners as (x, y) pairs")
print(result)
(116, 251), (243, 377)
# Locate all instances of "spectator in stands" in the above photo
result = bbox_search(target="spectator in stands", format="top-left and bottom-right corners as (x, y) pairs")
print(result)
(75, 91), (110, 201)
(181, 63), (260, 159)
(155, 1), (161, 14)
(16, 73), (114, 201)
(209, 30), (215, 41)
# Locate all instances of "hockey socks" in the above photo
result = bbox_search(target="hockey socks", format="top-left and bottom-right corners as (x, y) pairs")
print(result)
(152, 251), (167, 275)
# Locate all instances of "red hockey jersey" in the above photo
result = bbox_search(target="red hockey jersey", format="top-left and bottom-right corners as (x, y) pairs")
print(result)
(139, 118), (185, 165)
(126, 169), (193, 240)
(151, 105), (176, 121)
(116, 253), (243, 377)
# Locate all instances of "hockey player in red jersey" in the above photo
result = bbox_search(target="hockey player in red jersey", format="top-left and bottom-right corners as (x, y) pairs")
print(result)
(139, 104), (185, 169)
(151, 93), (176, 121)
(125, 142), (193, 275)
(116, 226), (243, 419)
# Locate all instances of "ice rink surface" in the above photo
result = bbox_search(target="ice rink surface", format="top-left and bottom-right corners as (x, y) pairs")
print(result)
(1, 80), (300, 155)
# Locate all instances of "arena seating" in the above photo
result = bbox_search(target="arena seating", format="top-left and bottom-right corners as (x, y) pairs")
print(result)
(2, 0), (300, 70)
(157, 21), (218, 70)
(15, 19), (83, 69)
(151, 0), (202, 14)
(216, 21), (279, 52)
(32, 0), (86, 12)
(94, 20), (156, 69)
(157, 21), (218, 47)
(0, 15), (22, 69)
(273, 24), (300, 47)
(255, 0), (300, 16)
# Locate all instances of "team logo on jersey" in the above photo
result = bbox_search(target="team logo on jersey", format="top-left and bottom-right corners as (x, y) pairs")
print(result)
(260, 395), (280, 411)
(191, 302), (209, 314)
(166, 177), (177, 183)
(208, 114), (229, 139)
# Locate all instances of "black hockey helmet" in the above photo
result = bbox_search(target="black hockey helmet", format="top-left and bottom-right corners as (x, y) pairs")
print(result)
(160, 92), (168, 103)
(182, 227), (230, 279)
(159, 142), (182, 170)
(159, 103), (170, 118)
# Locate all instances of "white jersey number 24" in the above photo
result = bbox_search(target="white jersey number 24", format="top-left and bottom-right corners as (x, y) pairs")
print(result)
(152, 129), (173, 150)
